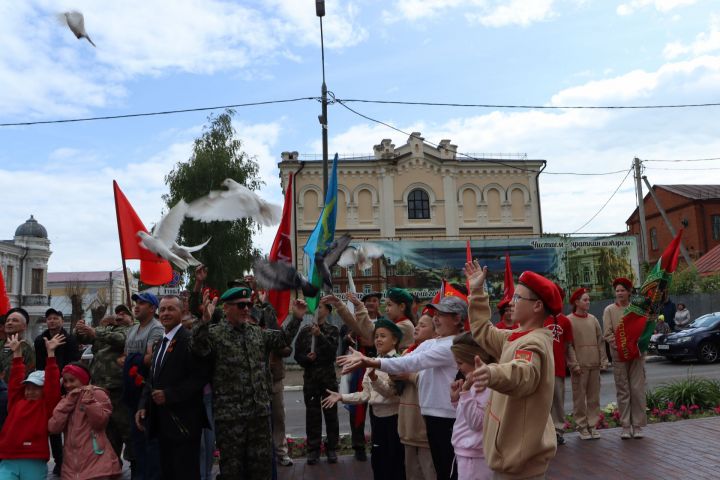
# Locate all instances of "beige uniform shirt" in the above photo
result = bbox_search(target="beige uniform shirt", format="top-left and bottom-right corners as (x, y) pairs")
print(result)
(469, 289), (557, 479)
(602, 303), (627, 362)
(567, 312), (608, 369)
(336, 303), (414, 350)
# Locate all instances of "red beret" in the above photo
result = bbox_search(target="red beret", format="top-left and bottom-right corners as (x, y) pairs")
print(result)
(497, 297), (511, 312)
(612, 277), (633, 291)
(569, 288), (587, 306)
(518, 271), (563, 315)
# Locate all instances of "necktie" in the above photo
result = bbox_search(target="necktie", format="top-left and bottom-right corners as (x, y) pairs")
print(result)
(154, 337), (169, 379)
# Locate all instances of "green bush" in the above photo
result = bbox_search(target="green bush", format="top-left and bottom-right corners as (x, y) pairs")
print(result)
(701, 273), (720, 293)
(669, 267), (701, 295)
(645, 388), (665, 411)
(654, 376), (720, 409)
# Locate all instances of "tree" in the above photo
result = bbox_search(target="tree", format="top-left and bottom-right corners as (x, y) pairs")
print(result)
(65, 280), (86, 333)
(163, 110), (263, 291)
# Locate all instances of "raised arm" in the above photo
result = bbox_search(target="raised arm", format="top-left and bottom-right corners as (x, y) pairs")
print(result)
(465, 261), (510, 360)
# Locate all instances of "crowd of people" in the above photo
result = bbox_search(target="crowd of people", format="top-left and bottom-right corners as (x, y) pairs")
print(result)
(0, 262), (669, 480)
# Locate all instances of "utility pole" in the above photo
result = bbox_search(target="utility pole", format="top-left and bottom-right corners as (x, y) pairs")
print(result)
(641, 176), (694, 267)
(633, 157), (649, 265)
(316, 0), (329, 198)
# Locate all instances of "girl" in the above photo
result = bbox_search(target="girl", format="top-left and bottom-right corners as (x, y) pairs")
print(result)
(49, 362), (121, 479)
(323, 319), (405, 480)
(0, 332), (63, 480)
(449, 333), (492, 480)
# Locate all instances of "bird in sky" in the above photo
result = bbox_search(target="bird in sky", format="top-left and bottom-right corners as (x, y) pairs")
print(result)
(337, 242), (384, 271)
(186, 178), (282, 226)
(253, 258), (319, 298)
(58, 10), (96, 47)
(170, 237), (211, 268)
(314, 234), (353, 293)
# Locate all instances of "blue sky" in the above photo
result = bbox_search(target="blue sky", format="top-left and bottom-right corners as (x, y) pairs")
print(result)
(2, 0), (720, 272)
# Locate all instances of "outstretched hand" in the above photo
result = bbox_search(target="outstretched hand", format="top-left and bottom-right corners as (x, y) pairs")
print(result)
(201, 289), (218, 323)
(345, 291), (362, 307)
(321, 389), (342, 409)
(45, 334), (66, 356)
(472, 355), (491, 393)
(336, 347), (368, 374)
(6, 334), (22, 357)
(464, 260), (488, 293)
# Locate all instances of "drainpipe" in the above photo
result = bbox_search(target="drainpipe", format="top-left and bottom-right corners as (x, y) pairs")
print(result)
(293, 161), (306, 272)
(535, 160), (547, 234)
(18, 247), (28, 307)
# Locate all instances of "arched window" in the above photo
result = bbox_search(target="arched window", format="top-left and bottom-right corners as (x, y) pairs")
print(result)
(408, 189), (430, 219)
(650, 227), (658, 251)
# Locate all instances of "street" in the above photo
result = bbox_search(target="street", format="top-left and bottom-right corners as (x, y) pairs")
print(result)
(282, 359), (720, 438)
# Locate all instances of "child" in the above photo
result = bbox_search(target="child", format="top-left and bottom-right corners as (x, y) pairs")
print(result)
(322, 319), (405, 480)
(49, 362), (121, 479)
(0, 333), (63, 480)
(450, 332), (492, 480)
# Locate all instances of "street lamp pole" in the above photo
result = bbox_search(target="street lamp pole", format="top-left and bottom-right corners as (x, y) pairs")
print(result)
(316, 0), (329, 198)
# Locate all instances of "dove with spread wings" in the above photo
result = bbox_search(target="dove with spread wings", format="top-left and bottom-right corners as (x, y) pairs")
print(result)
(58, 10), (96, 47)
(337, 242), (384, 271)
(185, 178), (282, 226)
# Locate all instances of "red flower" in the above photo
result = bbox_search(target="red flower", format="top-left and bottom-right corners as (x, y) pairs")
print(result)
(129, 366), (138, 377)
(134, 375), (145, 386)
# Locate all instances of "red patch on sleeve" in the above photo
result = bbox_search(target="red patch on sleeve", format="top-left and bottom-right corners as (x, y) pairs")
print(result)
(514, 349), (533, 362)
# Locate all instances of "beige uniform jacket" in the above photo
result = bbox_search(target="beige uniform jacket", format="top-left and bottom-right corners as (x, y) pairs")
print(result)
(469, 289), (557, 479)
(602, 303), (626, 362)
(567, 313), (608, 369)
(336, 303), (415, 350)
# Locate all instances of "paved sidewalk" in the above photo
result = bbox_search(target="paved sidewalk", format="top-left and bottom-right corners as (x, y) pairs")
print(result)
(277, 416), (720, 479)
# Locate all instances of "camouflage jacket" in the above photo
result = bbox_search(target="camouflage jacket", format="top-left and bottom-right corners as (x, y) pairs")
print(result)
(191, 316), (302, 420)
(0, 340), (35, 383)
(76, 325), (128, 391)
(294, 322), (339, 381)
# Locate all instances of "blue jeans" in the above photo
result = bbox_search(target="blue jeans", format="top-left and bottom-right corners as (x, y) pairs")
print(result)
(0, 459), (47, 480)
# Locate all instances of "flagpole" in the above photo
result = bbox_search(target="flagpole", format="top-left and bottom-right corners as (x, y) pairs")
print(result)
(113, 181), (133, 306)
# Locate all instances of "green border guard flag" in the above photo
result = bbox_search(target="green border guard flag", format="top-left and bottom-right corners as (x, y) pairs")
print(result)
(303, 154), (339, 312)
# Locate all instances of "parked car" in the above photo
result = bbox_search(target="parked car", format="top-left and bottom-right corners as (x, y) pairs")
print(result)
(655, 312), (720, 363)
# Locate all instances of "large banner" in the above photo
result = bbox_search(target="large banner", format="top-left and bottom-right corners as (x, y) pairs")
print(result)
(350, 236), (639, 304)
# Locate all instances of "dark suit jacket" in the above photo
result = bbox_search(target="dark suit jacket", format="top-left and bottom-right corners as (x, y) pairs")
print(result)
(139, 326), (209, 442)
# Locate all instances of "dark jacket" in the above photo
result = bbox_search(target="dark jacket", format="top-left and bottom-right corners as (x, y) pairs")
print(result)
(35, 328), (80, 372)
(139, 326), (209, 441)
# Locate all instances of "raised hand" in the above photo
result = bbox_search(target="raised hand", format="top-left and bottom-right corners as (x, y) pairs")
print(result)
(45, 334), (67, 357)
(201, 289), (218, 323)
(345, 291), (362, 307)
(292, 300), (308, 319)
(450, 379), (463, 403)
(464, 260), (488, 293)
(6, 334), (22, 357)
(320, 294), (342, 308)
(321, 389), (342, 409)
(472, 355), (491, 393)
(337, 347), (368, 374)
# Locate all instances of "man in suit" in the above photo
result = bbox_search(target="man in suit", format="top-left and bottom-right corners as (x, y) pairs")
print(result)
(136, 296), (208, 480)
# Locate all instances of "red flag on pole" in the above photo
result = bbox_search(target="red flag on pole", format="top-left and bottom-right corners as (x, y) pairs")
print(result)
(503, 252), (515, 303)
(113, 181), (173, 286)
(0, 268), (11, 316)
(268, 174), (294, 325)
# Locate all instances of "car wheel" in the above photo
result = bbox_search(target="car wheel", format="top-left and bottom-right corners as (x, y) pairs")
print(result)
(697, 342), (719, 364)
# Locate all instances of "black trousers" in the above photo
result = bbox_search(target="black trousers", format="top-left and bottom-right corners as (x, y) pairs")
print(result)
(49, 433), (63, 466)
(304, 381), (340, 453)
(350, 406), (368, 451)
(423, 415), (457, 480)
(158, 435), (201, 480)
(369, 408), (405, 480)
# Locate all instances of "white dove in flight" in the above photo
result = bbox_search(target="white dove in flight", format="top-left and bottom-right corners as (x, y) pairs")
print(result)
(170, 237), (211, 268)
(58, 11), (96, 47)
(337, 243), (384, 271)
(186, 179), (282, 227)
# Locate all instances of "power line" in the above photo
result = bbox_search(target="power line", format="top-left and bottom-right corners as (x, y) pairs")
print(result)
(336, 98), (720, 110)
(0, 97), (319, 127)
(646, 166), (720, 171)
(334, 98), (627, 176)
(572, 167), (634, 234)
(642, 157), (720, 162)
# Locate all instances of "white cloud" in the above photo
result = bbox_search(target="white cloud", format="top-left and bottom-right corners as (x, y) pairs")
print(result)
(384, 0), (557, 27)
(617, 0), (697, 16)
(466, 0), (556, 27)
(663, 14), (720, 59)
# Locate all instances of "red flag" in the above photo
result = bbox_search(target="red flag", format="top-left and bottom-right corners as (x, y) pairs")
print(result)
(466, 240), (472, 292)
(268, 173), (294, 325)
(503, 252), (515, 303)
(431, 278), (446, 304)
(0, 268), (11, 316)
(660, 228), (683, 273)
(113, 181), (173, 285)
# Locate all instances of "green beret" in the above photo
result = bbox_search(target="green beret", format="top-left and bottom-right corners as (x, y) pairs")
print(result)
(220, 287), (252, 303)
(386, 287), (413, 307)
(374, 318), (403, 344)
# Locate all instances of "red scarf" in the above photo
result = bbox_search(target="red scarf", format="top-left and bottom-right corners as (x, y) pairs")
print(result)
(404, 343), (419, 354)
(508, 329), (535, 342)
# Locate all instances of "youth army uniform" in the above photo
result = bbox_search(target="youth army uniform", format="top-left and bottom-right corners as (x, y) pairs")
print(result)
(192, 310), (302, 479)
(76, 324), (132, 460)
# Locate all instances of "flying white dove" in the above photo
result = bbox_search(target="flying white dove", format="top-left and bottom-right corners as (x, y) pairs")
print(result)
(58, 11), (96, 47)
(137, 200), (198, 270)
(337, 242), (384, 271)
(186, 179), (282, 227)
(170, 237), (211, 268)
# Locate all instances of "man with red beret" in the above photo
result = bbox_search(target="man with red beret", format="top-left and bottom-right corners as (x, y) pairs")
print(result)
(602, 277), (646, 439)
(466, 261), (557, 478)
(494, 299), (517, 330)
(543, 286), (576, 446)
(568, 288), (608, 440)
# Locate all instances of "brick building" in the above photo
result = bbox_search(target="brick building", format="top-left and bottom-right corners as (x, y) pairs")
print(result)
(626, 185), (720, 264)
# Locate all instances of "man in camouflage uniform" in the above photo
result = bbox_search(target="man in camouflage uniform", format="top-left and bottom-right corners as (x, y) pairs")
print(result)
(75, 307), (134, 463)
(294, 301), (340, 464)
(192, 286), (302, 480)
(1, 308), (35, 383)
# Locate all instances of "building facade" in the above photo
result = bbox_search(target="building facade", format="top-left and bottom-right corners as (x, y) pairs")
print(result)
(278, 133), (546, 294)
(626, 185), (720, 264)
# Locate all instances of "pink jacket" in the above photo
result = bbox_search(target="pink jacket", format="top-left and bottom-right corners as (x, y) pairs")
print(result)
(48, 386), (121, 480)
(451, 387), (491, 458)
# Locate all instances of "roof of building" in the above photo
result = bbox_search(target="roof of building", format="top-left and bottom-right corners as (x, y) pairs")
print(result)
(14, 215), (48, 238)
(695, 243), (720, 276)
(48, 271), (124, 283)
(656, 185), (720, 200)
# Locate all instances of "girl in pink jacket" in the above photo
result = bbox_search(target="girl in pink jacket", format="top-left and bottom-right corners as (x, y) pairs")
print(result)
(449, 333), (492, 480)
(48, 362), (121, 480)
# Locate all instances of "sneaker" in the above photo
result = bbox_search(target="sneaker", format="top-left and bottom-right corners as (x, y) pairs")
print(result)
(327, 450), (338, 464)
(579, 430), (593, 441)
(354, 449), (367, 461)
(278, 455), (293, 466)
(307, 451), (319, 465)
(632, 427), (644, 439)
(621, 428), (632, 439)
(590, 428), (601, 439)
(556, 433), (565, 445)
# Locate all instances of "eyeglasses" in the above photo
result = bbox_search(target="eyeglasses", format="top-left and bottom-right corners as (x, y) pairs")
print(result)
(512, 294), (539, 304)
(227, 302), (251, 310)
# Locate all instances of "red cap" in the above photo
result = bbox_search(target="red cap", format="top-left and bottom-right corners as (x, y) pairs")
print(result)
(569, 288), (587, 306)
(518, 271), (563, 315)
(612, 277), (633, 291)
(497, 297), (511, 312)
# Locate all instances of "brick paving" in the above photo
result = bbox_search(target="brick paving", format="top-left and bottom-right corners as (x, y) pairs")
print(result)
(277, 416), (720, 480)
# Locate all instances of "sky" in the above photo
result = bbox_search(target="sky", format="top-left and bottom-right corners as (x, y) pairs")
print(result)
(2, 0), (720, 273)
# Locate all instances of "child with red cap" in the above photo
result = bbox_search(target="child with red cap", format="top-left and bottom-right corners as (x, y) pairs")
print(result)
(49, 362), (121, 479)
(465, 260), (557, 479)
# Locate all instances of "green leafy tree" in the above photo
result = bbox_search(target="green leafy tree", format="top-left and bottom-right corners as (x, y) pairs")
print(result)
(163, 109), (262, 291)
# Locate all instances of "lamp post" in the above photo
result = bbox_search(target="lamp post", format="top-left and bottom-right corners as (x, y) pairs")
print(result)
(316, 0), (329, 198)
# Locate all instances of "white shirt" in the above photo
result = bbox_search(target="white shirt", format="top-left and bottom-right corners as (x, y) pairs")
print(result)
(154, 323), (182, 371)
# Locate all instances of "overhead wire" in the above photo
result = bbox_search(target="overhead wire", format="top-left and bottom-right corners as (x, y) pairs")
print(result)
(642, 157), (720, 162)
(571, 167), (634, 234)
(336, 98), (720, 110)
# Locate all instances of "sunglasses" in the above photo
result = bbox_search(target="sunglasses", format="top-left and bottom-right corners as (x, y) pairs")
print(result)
(227, 302), (252, 310)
